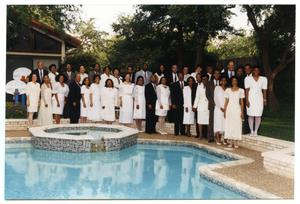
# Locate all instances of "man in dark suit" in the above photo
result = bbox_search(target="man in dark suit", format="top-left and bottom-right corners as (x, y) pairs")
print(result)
(126, 65), (135, 82)
(206, 65), (214, 81)
(67, 73), (81, 123)
(170, 72), (186, 136)
(88, 63), (101, 82)
(222, 60), (236, 86)
(62, 63), (75, 85)
(145, 75), (158, 134)
(31, 61), (48, 84)
(166, 64), (179, 85)
(206, 69), (221, 143)
(236, 65), (245, 89)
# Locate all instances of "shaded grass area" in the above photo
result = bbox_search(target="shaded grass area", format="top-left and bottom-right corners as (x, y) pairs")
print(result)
(259, 100), (294, 141)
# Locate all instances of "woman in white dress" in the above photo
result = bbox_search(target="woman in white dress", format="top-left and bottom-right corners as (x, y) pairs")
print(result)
(78, 65), (88, 84)
(154, 64), (165, 83)
(37, 75), (53, 126)
(112, 67), (123, 89)
(48, 64), (58, 86)
(155, 77), (171, 135)
(26, 74), (40, 127)
(183, 76), (195, 136)
(100, 78), (119, 124)
(133, 76), (146, 131)
(190, 65), (203, 81)
(100, 66), (113, 87)
(224, 76), (245, 148)
(88, 74), (102, 122)
(80, 77), (91, 123)
(119, 73), (134, 125)
(193, 74), (209, 139)
(245, 67), (268, 136)
(52, 74), (69, 124)
(214, 76), (227, 145)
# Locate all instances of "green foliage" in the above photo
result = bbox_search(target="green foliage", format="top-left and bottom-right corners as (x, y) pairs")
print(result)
(7, 5), (80, 40)
(63, 52), (99, 73)
(65, 18), (110, 72)
(6, 102), (27, 119)
(110, 5), (234, 70)
(207, 35), (258, 60)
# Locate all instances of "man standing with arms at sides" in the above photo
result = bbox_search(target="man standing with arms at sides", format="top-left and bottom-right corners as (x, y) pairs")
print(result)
(135, 63), (153, 85)
(145, 75), (158, 134)
(167, 64), (179, 85)
(62, 63), (75, 85)
(126, 65), (135, 82)
(206, 69), (221, 143)
(31, 61), (48, 84)
(170, 72), (187, 136)
(243, 63), (253, 134)
(88, 63), (101, 83)
(67, 73), (82, 124)
(223, 60), (236, 86)
(206, 65), (214, 81)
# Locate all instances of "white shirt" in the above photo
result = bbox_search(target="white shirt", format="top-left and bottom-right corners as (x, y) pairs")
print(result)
(227, 70), (235, 78)
(172, 72), (178, 83)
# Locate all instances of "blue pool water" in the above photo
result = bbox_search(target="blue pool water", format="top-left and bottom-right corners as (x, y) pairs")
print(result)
(5, 143), (247, 199)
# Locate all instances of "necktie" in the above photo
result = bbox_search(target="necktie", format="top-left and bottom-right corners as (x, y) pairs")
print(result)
(40, 70), (43, 81)
(180, 81), (183, 89)
(229, 71), (232, 78)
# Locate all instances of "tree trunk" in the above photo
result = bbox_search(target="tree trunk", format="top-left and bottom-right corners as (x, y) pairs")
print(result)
(176, 25), (184, 69)
(194, 34), (208, 67)
(267, 75), (279, 111)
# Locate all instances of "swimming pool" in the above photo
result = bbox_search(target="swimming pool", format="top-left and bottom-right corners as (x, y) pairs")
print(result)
(5, 143), (248, 199)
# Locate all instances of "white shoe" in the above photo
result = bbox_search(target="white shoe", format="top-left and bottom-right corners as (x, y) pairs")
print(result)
(253, 132), (258, 137)
(161, 131), (168, 135)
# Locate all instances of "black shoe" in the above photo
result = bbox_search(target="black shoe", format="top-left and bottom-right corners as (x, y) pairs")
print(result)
(208, 139), (214, 143)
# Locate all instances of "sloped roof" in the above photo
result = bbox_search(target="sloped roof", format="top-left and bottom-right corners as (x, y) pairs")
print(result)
(31, 20), (81, 48)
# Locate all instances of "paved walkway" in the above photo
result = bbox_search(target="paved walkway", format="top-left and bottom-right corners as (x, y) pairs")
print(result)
(5, 130), (294, 198)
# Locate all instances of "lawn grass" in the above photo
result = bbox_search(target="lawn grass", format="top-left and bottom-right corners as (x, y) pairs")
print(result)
(259, 100), (295, 141)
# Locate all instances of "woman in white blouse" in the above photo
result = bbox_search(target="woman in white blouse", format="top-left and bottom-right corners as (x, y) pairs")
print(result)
(133, 76), (146, 131)
(48, 64), (58, 86)
(154, 64), (166, 83)
(37, 75), (53, 126)
(88, 74), (102, 122)
(245, 66), (268, 136)
(183, 76), (195, 136)
(100, 79), (119, 124)
(52, 74), (69, 124)
(119, 73), (134, 125)
(80, 77), (91, 123)
(155, 77), (171, 135)
(213, 76), (227, 145)
(78, 65), (88, 84)
(26, 74), (40, 127)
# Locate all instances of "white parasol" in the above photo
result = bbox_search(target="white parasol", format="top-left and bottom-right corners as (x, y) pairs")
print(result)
(13, 67), (32, 81)
(6, 80), (27, 95)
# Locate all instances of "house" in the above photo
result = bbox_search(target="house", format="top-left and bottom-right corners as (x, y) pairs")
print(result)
(6, 20), (81, 83)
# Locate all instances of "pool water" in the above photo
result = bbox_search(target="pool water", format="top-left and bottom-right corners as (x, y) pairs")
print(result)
(5, 144), (247, 199)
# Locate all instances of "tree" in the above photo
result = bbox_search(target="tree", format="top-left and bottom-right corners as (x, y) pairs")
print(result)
(7, 5), (80, 40)
(112, 5), (234, 69)
(243, 5), (295, 111)
(68, 18), (110, 68)
(207, 35), (258, 60)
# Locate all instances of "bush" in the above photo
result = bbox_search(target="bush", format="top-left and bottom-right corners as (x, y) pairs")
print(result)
(6, 102), (27, 119)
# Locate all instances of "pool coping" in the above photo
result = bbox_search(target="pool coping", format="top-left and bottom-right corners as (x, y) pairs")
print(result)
(5, 137), (281, 199)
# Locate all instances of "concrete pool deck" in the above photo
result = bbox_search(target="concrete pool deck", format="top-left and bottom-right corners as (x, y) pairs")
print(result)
(5, 130), (294, 199)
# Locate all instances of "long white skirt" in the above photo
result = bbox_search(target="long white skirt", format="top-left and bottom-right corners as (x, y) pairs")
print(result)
(102, 105), (115, 122)
(119, 95), (134, 124)
(52, 94), (65, 115)
(214, 107), (225, 133)
(133, 103), (146, 119)
(88, 97), (102, 122)
(224, 103), (242, 140)
(183, 107), (195, 125)
(197, 109), (209, 125)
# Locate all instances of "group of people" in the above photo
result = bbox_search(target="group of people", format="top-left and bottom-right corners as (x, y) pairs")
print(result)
(25, 60), (268, 149)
